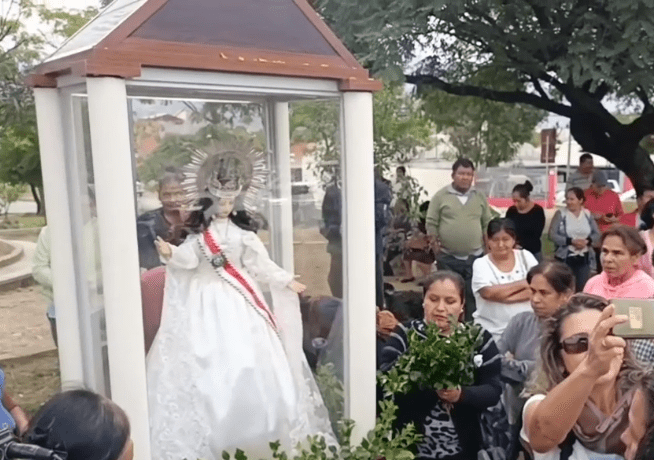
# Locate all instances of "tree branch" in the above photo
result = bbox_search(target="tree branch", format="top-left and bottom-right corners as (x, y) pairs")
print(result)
(406, 73), (573, 117)
(627, 113), (654, 141)
(531, 77), (549, 100)
(636, 85), (653, 114)
(523, 0), (551, 29)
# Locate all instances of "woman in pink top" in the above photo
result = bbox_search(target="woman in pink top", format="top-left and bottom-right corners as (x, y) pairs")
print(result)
(584, 226), (654, 299)
(637, 199), (654, 277)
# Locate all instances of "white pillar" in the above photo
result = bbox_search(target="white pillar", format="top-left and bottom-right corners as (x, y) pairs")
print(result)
(86, 78), (151, 460)
(33, 88), (85, 388)
(271, 101), (295, 272)
(341, 92), (376, 438)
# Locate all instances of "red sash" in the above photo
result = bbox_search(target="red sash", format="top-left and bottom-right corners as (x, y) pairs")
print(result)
(202, 229), (278, 331)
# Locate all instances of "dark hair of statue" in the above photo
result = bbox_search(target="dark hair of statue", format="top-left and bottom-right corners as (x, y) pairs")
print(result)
(184, 197), (261, 234)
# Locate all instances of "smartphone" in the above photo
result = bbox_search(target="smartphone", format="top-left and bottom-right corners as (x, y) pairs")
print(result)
(612, 298), (654, 339)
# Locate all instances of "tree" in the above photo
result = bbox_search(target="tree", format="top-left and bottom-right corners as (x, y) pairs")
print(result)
(0, 0), (96, 214)
(422, 71), (545, 166)
(290, 83), (433, 215)
(316, 0), (654, 192)
(0, 183), (25, 217)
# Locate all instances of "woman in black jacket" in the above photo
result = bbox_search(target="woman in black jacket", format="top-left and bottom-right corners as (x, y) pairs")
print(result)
(379, 271), (502, 460)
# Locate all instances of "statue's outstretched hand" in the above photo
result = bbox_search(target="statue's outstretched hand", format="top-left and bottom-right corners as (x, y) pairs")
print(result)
(155, 236), (174, 261)
(287, 278), (307, 294)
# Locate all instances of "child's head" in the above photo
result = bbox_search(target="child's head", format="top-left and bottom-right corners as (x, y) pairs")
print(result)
(25, 389), (132, 460)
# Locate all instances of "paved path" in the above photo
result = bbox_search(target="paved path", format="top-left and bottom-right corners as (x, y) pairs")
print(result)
(6, 201), (37, 215)
(0, 240), (36, 287)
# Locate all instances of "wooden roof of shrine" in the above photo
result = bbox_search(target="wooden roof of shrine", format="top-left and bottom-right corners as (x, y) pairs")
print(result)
(27, 0), (381, 91)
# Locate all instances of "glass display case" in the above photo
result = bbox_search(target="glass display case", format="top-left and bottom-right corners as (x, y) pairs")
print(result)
(29, 0), (380, 458)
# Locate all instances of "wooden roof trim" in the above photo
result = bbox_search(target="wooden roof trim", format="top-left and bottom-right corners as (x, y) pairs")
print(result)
(97, 0), (169, 48)
(25, 74), (57, 88)
(27, 50), (93, 85)
(292, 0), (361, 69)
(339, 77), (383, 92)
(103, 37), (370, 80)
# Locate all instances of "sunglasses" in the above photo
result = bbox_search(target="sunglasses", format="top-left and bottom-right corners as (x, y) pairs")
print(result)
(560, 332), (589, 354)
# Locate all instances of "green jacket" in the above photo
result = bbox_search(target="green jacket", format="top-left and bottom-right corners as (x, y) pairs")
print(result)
(425, 186), (492, 257)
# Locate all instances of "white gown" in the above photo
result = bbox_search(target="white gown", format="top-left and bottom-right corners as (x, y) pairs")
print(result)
(147, 218), (334, 460)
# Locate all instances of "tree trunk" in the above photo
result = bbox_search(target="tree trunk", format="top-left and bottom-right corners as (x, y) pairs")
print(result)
(29, 183), (45, 215)
(38, 186), (46, 216)
(570, 111), (654, 194)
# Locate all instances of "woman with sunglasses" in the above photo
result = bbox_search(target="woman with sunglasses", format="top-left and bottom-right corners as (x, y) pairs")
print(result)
(583, 226), (654, 299)
(522, 294), (643, 460)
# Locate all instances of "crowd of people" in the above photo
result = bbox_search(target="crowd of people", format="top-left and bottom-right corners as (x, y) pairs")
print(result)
(8, 152), (654, 460)
(374, 155), (654, 460)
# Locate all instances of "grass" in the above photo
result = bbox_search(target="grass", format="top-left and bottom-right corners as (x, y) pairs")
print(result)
(0, 214), (46, 229)
(541, 235), (555, 258)
(1, 350), (60, 416)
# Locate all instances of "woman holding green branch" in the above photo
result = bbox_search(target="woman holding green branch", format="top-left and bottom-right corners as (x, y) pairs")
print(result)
(379, 271), (502, 460)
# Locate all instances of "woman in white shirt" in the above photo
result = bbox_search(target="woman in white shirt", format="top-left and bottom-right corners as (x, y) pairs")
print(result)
(472, 218), (538, 342)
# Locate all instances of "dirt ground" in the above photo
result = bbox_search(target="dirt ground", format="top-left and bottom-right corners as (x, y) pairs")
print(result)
(0, 285), (59, 416)
(1, 350), (60, 416)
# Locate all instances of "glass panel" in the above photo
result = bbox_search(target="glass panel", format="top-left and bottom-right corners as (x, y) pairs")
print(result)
(69, 94), (110, 396)
(132, 0), (338, 56)
(45, 0), (147, 62)
(132, 94), (345, 455)
(287, 98), (345, 434)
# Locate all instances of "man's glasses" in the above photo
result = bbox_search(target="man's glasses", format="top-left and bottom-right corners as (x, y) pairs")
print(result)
(560, 332), (589, 354)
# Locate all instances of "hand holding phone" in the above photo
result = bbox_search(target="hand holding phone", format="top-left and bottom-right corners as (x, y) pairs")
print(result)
(611, 298), (654, 339)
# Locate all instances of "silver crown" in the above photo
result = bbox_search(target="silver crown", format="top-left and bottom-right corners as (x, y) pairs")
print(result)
(181, 148), (267, 213)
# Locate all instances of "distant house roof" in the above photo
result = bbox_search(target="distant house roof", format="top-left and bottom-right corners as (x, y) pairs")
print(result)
(27, 0), (381, 92)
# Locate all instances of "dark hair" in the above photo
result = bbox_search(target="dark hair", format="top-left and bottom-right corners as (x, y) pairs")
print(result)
(25, 390), (130, 460)
(486, 217), (517, 240)
(565, 187), (585, 203)
(512, 180), (534, 199)
(635, 371), (654, 460)
(640, 198), (654, 230)
(396, 166), (406, 175)
(452, 157), (475, 173)
(158, 169), (185, 191)
(423, 270), (465, 304)
(527, 261), (575, 294)
(183, 197), (262, 234)
(579, 153), (593, 164)
(600, 225), (647, 257)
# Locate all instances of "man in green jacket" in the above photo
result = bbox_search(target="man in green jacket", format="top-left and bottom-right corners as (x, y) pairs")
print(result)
(426, 158), (492, 321)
